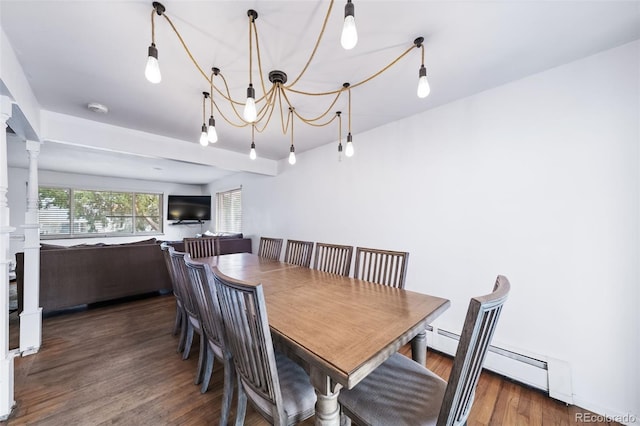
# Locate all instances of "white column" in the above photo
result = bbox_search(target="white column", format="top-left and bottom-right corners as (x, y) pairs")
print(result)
(0, 96), (17, 420)
(19, 140), (41, 355)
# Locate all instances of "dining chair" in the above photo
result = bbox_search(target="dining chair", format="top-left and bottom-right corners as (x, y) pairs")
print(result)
(184, 236), (220, 258)
(168, 247), (207, 386)
(258, 237), (284, 261)
(184, 255), (234, 425)
(283, 239), (314, 267)
(160, 243), (183, 335)
(212, 267), (317, 425)
(338, 275), (511, 426)
(353, 247), (409, 289)
(313, 242), (354, 276)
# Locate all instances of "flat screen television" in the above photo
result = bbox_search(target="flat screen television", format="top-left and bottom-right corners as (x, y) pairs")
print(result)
(167, 195), (211, 222)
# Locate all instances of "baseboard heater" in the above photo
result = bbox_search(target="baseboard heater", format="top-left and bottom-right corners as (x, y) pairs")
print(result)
(428, 327), (573, 404)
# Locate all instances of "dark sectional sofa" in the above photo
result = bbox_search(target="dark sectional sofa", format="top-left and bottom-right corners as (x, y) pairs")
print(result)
(15, 235), (252, 313)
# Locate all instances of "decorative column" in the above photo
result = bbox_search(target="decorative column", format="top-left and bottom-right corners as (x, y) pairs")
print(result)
(0, 96), (17, 420)
(19, 140), (41, 355)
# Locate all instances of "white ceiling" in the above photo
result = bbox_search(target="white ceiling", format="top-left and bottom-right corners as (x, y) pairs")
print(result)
(1, 1), (639, 183)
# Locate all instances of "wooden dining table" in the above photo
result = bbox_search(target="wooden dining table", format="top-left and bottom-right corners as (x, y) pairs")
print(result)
(197, 253), (450, 426)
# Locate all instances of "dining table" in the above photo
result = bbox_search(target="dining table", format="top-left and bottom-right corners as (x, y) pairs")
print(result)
(196, 252), (450, 426)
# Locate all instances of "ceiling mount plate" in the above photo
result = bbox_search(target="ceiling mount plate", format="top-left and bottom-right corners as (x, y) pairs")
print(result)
(269, 70), (288, 85)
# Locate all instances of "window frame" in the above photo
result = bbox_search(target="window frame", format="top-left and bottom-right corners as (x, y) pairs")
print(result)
(38, 185), (164, 239)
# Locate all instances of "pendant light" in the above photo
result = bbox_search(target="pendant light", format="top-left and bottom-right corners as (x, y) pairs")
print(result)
(243, 10), (258, 123)
(345, 84), (354, 157)
(199, 92), (209, 146)
(144, 2), (165, 83)
(249, 124), (257, 160)
(415, 37), (430, 98)
(341, 0), (357, 50)
(288, 108), (296, 165)
(146, 2), (432, 164)
(207, 69), (219, 143)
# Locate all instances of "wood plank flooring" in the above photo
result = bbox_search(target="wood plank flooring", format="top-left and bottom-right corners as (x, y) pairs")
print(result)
(4, 294), (617, 425)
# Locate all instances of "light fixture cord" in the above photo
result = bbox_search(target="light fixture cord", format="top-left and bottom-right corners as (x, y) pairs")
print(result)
(281, 88), (342, 125)
(348, 88), (352, 133)
(252, 123), (255, 142)
(248, 13), (253, 85)
(286, 0), (335, 88)
(421, 44), (425, 66)
(338, 112), (342, 142)
(150, 10), (156, 44)
(210, 79), (214, 117)
(290, 108), (294, 145)
(287, 44), (415, 96)
(251, 19), (269, 96)
(202, 94), (206, 123)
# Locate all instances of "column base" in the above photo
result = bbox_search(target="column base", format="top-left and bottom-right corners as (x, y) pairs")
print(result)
(19, 308), (42, 355)
(0, 352), (17, 421)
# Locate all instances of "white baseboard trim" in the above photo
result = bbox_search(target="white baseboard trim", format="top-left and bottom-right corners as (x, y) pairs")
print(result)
(427, 327), (549, 392)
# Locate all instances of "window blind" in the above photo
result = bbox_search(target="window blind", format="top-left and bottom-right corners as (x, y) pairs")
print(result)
(216, 188), (242, 233)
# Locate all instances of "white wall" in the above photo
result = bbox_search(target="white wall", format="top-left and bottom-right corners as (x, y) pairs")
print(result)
(8, 167), (211, 256)
(208, 41), (640, 421)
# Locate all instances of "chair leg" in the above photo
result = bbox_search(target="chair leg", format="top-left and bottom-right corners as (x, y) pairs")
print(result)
(182, 322), (194, 360)
(172, 305), (182, 335)
(177, 311), (188, 353)
(234, 379), (247, 426)
(199, 346), (214, 391)
(219, 357), (234, 426)
(195, 331), (206, 384)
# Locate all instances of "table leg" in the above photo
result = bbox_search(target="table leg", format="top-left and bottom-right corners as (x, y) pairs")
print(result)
(310, 368), (343, 426)
(411, 329), (427, 366)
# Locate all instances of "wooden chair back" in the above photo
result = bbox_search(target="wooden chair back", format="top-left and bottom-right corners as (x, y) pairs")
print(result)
(183, 255), (227, 354)
(283, 239), (314, 267)
(313, 243), (354, 276)
(258, 237), (283, 260)
(184, 236), (219, 258)
(212, 268), (288, 423)
(168, 247), (198, 319)
(438, 275), (511, 426)
(354, 247), (409, 288)
(160, 243), (176, 290)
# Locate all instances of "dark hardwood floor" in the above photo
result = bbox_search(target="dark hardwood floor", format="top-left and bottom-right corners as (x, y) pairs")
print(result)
(4, 294), (616, 425)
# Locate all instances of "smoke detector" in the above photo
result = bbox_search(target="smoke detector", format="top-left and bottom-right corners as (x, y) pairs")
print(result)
(87, 102), (109, 114)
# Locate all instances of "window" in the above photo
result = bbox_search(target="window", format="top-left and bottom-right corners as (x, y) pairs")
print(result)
(38, 187), (163, 237)
(216, 188), (242, 233)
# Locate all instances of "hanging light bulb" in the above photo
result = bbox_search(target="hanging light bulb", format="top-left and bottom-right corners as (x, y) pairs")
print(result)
(289, 145), (296, 165)
(207, 116), (218, 143)
(345, 133), (354, 157)
(199, 124), (208, 146)
(199, 91), (209, 146)
(338, 142), (343, 162)
(145, 3), (164, 83)
(208, 67), (220, 143)
(249, 124), (257, 160)
(145, 43), (161, 84)
(243, 84), (257, 122)
(414, 37), (430, 99)
(417, 65), (430, 98)
(341, 0), (357, 50)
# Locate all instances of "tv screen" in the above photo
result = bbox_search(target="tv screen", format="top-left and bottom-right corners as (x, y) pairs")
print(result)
(167, 195), (211, 221)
